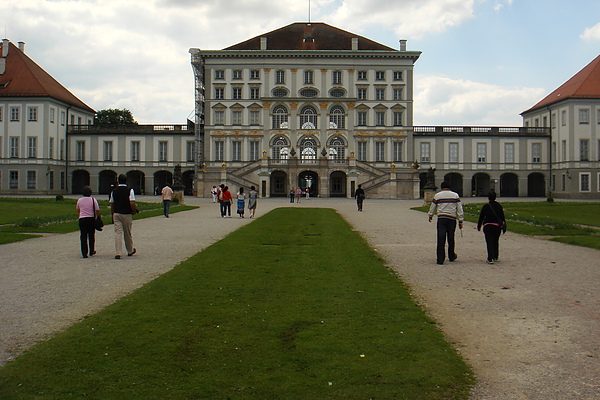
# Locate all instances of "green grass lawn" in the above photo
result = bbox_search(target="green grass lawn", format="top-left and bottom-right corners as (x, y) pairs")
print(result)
(416, 201), (600, 250)
(0, 198), (196, 244)
(0, 208), (474, 399)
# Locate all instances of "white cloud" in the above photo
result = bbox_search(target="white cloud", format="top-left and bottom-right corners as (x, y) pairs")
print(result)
(581, 22), (600, 41)
(414, 75), (546, 126)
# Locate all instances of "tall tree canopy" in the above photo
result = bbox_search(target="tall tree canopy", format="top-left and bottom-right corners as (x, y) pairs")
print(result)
(94, 108), (137, 124)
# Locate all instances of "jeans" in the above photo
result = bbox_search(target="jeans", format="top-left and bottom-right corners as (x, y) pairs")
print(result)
(436, 217), (457, 264)
(220, 200), (231, 216)
(163, 200), (171, 217)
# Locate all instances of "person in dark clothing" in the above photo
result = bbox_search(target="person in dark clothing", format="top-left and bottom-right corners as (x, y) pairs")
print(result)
(110, 174), (137, 259)
(477, 191), (507, 264)
(355, 184), (365, 211)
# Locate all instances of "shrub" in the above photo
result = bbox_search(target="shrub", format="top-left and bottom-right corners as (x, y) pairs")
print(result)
(55, 194), (64, 201)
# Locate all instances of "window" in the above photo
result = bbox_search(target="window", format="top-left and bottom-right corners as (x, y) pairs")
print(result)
(329, 106), (345, 129)
(250, 69), (260, 79)
(214, 87), (224, 99)
(61, 111), (65, 126)
(276, 70), (285, 84)
(131, 141), (140, 161)
(10, 107), (19, 121)
(449, 142), (459, 163)
(357, 111), (367, 126)
(27, 171), (36, 190)
(300, 137), (317, 161)
(561, 140), (567, 161)
(27, 137), (37, 158)
(103, 141), (113, 161)
(272, 87), (288, 97)
(393, 141), (403, 162)
(250, 87), (260, 99)
(214, 69), (225, 79)
(50, 108), (55, 123)
(375, 142), (385, 162)
(393, 88), (403, 100)
(561, 174), (566, 191)
(299, 106), (317, 129)
(357, 142), (367, 161)
(60, 139), (65, 160)
(357, 87), (367, 100)
(505, 143), (514, 163)
(551, 113), (556, 128)
(232, 110), (242, 125)
(10, 171), (18, 189)
(393, 71), (403, 81)
(0, 106), (3, 121)
(329, 88), (346, 98)
(76, 140), (85, 161)
(420, 142), (430, 162)
(214, 110), (225, 125)
(158, 141), (168, 162)
(49, 137), (54, 159)
(332, 70), (342, 85)
(232, 69), (242, 80)
(580, 173), (590, 192)
(477, 143), (487, 163)
(375, 87), (385, 100)
(375, 111), (385, 126)
(579, 109), (589, 124)
(215, 141), (224, 161)
(49, 171), (54, 190)
(580, 139), (589, 161)
(9, 137), (19, 158)
(532, 143), (541, 163)
(272, 106), (288, 129)
(375, 71), (385, 81)
(561, 110), (566, 126)
(299, 88), (318, 98)
(250, 110), (260, 125)
(304, 70), (314, 84)
(272, 136), (289, 160)
(393, 111), (403, 126)
(186, 141), (195, 162)
(232, 87), (242, 100)
(28, 107), (38, 121)
(232, 141), (242, 161)
(249, 141), (259, 161)
(328, 136), (346, 160)
(357, 71), (367, 80)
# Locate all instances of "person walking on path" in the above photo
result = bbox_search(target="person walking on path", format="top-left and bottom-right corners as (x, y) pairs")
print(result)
(221, 186), (232, 217)
(248, 186), (258, 218)
(76, 186), (102, 258)
(211, 185), (218, 203)
(296, 187), (302, 203)
(110, 174), (137, 259)
(477, 191), (507, 264)
(236, 187), (246, 218)
(217, 184), (225, 216)
(289, 189), (295, 203)
(161, 183), (173, 218)
(355, 184), (365, 211)
(428, 181), (464, 265)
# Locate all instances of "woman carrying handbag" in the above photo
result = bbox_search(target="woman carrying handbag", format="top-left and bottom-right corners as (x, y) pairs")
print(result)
(76, 186), (102, 258)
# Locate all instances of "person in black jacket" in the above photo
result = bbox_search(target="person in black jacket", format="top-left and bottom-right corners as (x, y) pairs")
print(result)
(355, 184), (365, 211)
(110, 174), (138, 259)
(477, 191), (507, 264)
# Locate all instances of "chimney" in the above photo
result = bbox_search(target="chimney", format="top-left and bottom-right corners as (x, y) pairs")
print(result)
(352, 37), (359, 51)
(399, 39), (407, 51)
(260, 37), (267, 50)
(0, 58), (5, 75)
(18, 41), (25, 52)
(302, 23), (315, 50)
(2, 39), (8, 57)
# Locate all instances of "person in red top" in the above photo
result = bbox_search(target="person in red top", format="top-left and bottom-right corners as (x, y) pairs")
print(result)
(221, 186), (232, 217)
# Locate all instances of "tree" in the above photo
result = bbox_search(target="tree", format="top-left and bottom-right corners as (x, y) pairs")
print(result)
(94, 108), (137, 125)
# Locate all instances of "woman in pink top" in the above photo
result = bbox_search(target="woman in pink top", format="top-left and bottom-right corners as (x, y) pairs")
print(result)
(76, 186), (102, 258)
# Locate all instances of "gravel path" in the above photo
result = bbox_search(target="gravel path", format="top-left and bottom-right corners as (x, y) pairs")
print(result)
(0, 197), (598, 399)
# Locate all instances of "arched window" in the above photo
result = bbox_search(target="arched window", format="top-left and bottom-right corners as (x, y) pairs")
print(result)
(272, 136), (289, 160)
(272, 106), (289, 129)
(328, 136), (346, 160)
(329, 106), (346, 129)
(300, 137), (317, 161)
(300, 106), (317, 129)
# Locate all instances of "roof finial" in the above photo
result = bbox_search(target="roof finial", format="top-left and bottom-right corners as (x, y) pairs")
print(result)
(308, 0), (311, 24)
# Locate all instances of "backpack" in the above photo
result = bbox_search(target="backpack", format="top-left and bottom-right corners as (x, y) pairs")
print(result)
(217, 190), (223, 201)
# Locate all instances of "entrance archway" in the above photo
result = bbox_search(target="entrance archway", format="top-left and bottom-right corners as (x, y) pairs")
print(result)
(99, 170), (117, 195)
(182, 170), (195, 195)
(71, 170), (90, 194)
(329, 171), (346, 197)
(127, 170), (145, 195)
(270, 170), (288, 197)
(471, 172), (491, 197)
(444, 172), (463, 196)
(500, 173), (519, 197)
(154, 170), (172, 196)
(298, 171), (318, 197)
(527, 173), (545, 197)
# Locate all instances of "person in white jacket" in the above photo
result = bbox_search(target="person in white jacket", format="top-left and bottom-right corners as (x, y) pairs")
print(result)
(428, 181), (464, 265)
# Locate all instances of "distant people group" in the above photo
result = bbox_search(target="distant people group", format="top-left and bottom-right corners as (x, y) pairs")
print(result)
(215, 184), (258, 218)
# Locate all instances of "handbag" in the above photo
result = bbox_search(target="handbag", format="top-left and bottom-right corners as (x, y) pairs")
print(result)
(94, 216), (104, 231)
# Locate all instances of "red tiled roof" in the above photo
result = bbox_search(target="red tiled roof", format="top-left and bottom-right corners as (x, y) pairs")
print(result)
(0, 41), (95, 113)
(522, 54), (600, 114)
(224, 22), (396, 51)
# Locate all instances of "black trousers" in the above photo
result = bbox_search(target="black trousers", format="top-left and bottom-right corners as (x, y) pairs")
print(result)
(79, 217), (96, 257)
(483, 224), (502, 261)
(436, 217), (457, 264)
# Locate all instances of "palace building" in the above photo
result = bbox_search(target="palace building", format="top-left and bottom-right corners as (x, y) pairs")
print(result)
(1, 23), (598, 198)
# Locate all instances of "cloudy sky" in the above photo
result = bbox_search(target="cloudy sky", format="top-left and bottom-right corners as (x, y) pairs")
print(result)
(2, 0), (599, 125)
